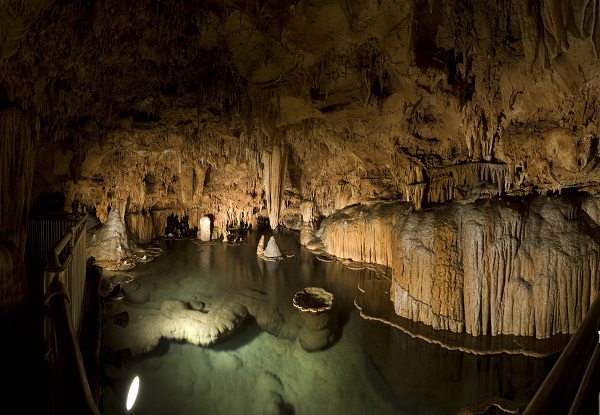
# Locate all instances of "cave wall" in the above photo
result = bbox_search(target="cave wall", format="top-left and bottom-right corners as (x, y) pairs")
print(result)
(2, 0), (600, 325)
(0, 108), (39, 312)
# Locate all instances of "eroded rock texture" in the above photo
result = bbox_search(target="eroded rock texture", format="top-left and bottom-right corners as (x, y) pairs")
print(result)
(2, 0), (600, 331)
(317, 196), (600, 338)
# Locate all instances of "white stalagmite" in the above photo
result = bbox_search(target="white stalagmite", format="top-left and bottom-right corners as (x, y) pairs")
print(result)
(263, 237), (283, 258)
(199, 216), (212, 241)
(300, 200), (314, 223)
(314, 196), (600, 339)
(88, 202), (138, 263)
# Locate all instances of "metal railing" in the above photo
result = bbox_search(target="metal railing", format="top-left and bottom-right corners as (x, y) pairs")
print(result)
(523, 293), (600, 415)
(42, 213), (101, 415)
(45, 277), (101, 415)
(43, 214), (87, 333)
(27, 215), (81, 264)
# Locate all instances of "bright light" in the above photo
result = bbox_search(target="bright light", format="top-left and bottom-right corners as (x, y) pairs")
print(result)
(126, 376), (140, 411)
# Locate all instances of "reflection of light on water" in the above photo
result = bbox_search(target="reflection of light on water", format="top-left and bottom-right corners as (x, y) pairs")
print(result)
(126, 376), (139, 411)
(103, 231), (554, 415)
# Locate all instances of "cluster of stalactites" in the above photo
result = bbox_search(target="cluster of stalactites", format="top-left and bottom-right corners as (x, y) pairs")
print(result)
(403, 162), (515, 209)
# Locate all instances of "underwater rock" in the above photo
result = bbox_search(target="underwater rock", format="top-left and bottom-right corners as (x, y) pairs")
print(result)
(122, 280), (151, 304)
(105, 287), (301, 356)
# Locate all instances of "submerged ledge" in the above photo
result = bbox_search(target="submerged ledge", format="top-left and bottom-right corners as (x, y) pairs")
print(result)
(355, 279), (570, 357)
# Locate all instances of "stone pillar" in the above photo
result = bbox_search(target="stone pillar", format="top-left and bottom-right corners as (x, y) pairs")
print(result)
(199, 216), (212, 242)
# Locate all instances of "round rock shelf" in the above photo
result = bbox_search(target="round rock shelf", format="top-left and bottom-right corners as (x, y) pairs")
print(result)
(292, 287), (334, 314)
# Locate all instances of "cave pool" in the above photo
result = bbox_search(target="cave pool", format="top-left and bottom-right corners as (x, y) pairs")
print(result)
(101, 230), (555, 415)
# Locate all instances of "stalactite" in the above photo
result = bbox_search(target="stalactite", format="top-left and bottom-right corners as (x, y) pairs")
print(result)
(125, 211), (154, 244)
(262, 138), (287, 229)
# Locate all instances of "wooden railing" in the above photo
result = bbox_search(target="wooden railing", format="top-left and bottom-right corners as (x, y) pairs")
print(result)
(523, 293), (600, 415)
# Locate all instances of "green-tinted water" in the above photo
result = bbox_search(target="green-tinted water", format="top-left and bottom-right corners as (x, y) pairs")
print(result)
(102, 230), (553, 415)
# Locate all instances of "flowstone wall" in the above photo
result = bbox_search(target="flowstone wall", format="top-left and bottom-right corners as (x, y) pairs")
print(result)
(317, 196), (600, 339)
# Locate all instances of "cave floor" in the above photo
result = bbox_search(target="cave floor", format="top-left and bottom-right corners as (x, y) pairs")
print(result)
(101, 230), (555, 415)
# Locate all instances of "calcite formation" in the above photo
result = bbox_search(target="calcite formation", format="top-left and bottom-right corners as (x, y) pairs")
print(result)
(198, 216), (212, 242)
(316, 196), (600, 339)
(105, 288), (297, 355)
(2, 0), (600, 338)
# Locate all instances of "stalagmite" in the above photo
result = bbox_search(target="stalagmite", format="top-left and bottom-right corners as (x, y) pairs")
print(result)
(199, 216), (212, 242)
(256, 235), (265, 257)
(263, 237), (283, 258)
(299, 200), (316, 245)
(87, 202), (143, 269)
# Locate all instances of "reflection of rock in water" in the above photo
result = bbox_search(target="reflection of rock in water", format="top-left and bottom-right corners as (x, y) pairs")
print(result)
(456, 396), (528, 415)
(363, 319), (555, 415)
(355, 279), (569, 357)
(253, 372), (294, 415)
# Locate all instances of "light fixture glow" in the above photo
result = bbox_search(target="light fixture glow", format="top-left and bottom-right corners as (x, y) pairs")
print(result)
(126, 376), (140, 411)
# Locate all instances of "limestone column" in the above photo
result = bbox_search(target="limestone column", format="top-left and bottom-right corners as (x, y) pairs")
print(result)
(261, 118), (287, 230)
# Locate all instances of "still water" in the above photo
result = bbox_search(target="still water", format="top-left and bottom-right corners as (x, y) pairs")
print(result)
(102, 230), (553, 415)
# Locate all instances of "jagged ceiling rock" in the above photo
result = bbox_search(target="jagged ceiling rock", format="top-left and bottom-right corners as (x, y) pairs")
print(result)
(2, 0), (600, 238)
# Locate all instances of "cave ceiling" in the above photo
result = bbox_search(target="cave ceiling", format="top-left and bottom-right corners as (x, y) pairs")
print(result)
(3, 0), (600, 224)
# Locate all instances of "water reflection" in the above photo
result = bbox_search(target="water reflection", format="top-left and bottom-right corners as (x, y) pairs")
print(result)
(102, 230), (553, 415)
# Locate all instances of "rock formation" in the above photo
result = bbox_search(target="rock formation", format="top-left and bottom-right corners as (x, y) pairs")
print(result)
(105, 288), (296, 355)
(199, 216), (212, 242)
(256, 235), (265, 257)
(263, 238), (283, 259)
(314, 196), (600, 338)
(2, 0), (600, 340)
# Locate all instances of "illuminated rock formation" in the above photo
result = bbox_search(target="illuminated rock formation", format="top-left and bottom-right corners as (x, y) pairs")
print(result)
(87, 202), (149, 270)
(105, 289), (296, 355)
(3, 0), (600, 340)
(263, 238), (283, 259)
(315, 196), (600, 339)
(199, 216), (212, 242)
(256, 235), (265, 257)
